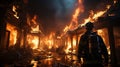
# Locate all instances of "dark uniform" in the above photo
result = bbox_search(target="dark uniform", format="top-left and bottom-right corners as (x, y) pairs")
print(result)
(77, 22), (108, 67)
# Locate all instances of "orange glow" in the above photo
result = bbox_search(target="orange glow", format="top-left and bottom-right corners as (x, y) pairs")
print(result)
(12, 5), (19, 19)
(27, 34), (39, 49)
(97, 29), (110, 55)
(97, 30), (106, 43)
(39, 32), (55, 50)
(97, 29), (109, 47)
(6, 23), (17, 46)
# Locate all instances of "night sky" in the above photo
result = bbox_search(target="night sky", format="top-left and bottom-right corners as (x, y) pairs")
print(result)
(27, 0), (113, 35)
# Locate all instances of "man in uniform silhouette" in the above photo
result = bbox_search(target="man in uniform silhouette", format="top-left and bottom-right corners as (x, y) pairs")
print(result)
(77, 22), (108, 67)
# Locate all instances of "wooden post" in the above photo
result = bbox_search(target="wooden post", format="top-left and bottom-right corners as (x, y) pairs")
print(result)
(70, 35), (73, 54)
(6, 31), (10, 49)
(108, 22), (117, 67)
(38, 34), (40, 49)
(0, 8), (7, 50)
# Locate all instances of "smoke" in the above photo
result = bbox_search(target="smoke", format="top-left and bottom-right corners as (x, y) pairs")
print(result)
(28, 0), (77, 34)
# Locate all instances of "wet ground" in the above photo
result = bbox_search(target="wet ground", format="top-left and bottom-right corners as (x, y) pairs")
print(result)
(31, 50), (81, 67)
(0, 49), (81, 67)
(0, 49), (111, 67)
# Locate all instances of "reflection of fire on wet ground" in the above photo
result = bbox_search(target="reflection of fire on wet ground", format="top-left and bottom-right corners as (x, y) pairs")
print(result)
(31, 50), (81, 67)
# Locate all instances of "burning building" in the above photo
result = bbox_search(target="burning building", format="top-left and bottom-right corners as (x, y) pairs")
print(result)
(3, 1), (28, 48)
(0, 0), (120, 67)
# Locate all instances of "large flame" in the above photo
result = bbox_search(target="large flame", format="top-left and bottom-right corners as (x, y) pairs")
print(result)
(63, 0), (84, 54)
(63, 0), (84, 32)
(6, 23), (17, 46)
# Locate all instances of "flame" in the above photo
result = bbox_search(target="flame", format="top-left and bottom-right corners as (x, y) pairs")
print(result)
(47, 39), (53, 49)
(72, 36), (77, 54)
(63, 0), (84, 32)
(65, 42), (71, 54)
(27, 34), (39, 49)
(30, 15), (42, 33)
(114, 0), (117, 4)
(64, 37), (72, 54)
(81, 5), (111, 27)
(6, 23), (17, 46)
(12, 5), (19, 19)
(73, 36), (77, 47)
(46, 32), (55, 49)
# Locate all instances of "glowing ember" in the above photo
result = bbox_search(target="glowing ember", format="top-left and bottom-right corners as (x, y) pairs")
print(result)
(6, 23), (17, 46)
